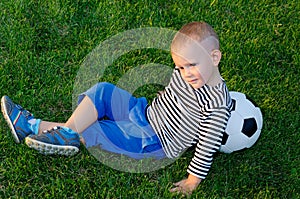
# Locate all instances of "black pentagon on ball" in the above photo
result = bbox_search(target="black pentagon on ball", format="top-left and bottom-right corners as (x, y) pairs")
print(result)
(221, 132), (229, 145)
(242, 118), (258, 137)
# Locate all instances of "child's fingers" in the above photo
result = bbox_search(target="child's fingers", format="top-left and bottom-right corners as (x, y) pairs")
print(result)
(173, 182), (181, 186)
(170, 187), (178, 192)
(170, 186), (182, 193)
(170, 186), (191, 196)
(173, 179), (186, 186)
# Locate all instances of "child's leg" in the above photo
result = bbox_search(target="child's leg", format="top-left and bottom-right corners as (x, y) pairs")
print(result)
(80, 82), (137, 121)
(36, 96), (97, 145)
(82, 120), (165, 160)
(30, 97), (97, 135)
(24, 82), (145, 156)
(38, 121), (65, 134)
(28, 83), (128, 137)
(64, 96), (98, 134)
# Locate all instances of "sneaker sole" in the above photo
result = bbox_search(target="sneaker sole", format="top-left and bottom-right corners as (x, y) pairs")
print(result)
(1, 96), (20, 143)
(25, 136), (79, 156)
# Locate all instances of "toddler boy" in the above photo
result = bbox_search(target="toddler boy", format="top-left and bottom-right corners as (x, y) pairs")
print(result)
(1, 21), (232, 194)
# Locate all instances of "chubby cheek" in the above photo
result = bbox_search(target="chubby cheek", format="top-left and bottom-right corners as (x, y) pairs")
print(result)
(199, 71), (210, 84)
(182, 72), (206, 89)
(192, 78), (206, 89)
(198, 65), (213, 84)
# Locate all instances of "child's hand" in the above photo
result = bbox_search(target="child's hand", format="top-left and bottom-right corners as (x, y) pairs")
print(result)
(170, 174), (201, 195)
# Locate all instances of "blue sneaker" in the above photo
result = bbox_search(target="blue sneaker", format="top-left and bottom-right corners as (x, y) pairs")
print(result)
(1, 96), (35, 143)
(25, 126), (80, 156)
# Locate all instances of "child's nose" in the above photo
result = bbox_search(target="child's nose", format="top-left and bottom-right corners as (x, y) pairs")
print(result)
(184, 67), (192, 76)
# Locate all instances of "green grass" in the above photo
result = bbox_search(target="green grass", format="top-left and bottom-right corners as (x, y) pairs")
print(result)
(0, 0), (299, 198)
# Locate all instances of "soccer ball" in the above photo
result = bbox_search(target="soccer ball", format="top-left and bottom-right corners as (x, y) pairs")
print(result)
(219, 91), (263, 153)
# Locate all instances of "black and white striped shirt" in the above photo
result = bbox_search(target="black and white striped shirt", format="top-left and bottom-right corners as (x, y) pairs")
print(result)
(147, 69), (232, 179)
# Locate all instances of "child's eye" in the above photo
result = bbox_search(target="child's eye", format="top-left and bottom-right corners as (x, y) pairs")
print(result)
(175, 63), (197, 70)
(175, 66), (184, 70)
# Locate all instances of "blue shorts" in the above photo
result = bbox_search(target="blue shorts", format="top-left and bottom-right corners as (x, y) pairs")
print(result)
(79, 82), (166, 159)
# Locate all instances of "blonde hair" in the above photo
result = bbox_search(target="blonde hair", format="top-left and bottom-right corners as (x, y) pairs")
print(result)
(171, 22), (220, 53)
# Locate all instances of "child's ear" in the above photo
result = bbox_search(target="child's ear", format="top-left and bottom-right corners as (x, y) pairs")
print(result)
(211, 50), (222, 66)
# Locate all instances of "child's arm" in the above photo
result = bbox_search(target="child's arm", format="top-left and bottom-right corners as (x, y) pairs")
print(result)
(172, 107), (230, 195)
(170, 174), (202, 195)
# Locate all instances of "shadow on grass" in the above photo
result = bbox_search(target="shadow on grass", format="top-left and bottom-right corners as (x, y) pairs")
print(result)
(88, 145), (175, 173)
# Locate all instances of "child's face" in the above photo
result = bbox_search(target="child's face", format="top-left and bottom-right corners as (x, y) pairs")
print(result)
(171, 41), (217, 89)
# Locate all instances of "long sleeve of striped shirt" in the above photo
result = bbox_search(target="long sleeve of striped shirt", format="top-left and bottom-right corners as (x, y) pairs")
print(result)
(187, 106), (231, 179)
(147, 69), (232, 179)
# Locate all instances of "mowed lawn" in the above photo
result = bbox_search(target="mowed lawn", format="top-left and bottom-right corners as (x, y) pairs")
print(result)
(0, 0), (299, 198)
